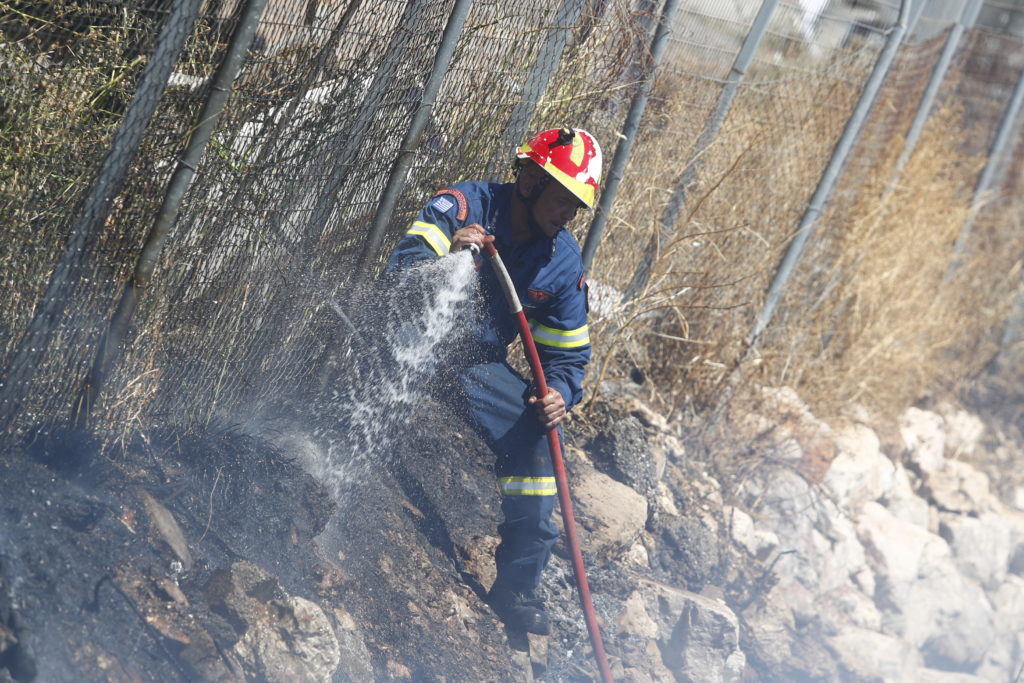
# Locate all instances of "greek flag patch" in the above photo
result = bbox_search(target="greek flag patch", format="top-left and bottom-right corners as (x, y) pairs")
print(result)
(431, 196), (454, 213)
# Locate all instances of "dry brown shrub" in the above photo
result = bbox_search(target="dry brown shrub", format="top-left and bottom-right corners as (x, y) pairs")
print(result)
(584, 43), (1022, 434)
(585, 49), (876, 415)
(773, 97), (1020, 421)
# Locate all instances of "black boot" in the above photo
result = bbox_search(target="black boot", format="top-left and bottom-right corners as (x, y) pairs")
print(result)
(487, 583), (550, 635)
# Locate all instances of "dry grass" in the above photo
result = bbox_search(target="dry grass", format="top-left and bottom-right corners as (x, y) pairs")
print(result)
(4, 1), (1022, 449)
(585, 52), (876, 411)
(787, 106), (990, 416)
(584, 44), (1022, 435)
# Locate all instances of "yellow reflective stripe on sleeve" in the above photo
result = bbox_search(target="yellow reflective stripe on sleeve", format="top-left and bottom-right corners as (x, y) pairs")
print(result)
(407, 221), (451, 256)
(499, 476), (557, 496)
(527, 320), (590, 348)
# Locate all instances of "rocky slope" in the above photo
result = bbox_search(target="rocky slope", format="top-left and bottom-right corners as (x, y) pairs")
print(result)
(1, 384), (1022, 682)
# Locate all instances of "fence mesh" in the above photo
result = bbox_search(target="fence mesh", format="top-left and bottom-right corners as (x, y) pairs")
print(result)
(2, 0), (1023, 438)
(1, 0), (210, 425)
(755, 4), (1024, 414)
(587, 0), (899, 404)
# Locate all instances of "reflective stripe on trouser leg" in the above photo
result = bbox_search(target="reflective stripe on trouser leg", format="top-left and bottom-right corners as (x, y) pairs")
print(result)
(459, 361), (559, 592)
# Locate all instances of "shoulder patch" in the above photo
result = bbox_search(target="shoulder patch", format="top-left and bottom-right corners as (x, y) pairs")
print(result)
(528, 288), (553, 303)
(431, 195), (454, 214)
(577, 272), (586, 290)
(435, 188), (469, 222)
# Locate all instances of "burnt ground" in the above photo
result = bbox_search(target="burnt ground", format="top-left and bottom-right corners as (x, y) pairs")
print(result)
(0, 395), (647, 682)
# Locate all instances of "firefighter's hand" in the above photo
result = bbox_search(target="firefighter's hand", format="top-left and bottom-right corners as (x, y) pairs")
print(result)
(529, 389), (566, 429)
(450, 223), (494, 254)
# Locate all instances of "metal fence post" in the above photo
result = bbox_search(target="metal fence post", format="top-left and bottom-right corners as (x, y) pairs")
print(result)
(72, 0), (270, 427)
(887, 0), (983, 192)
(946, 60), (1024, 281)
(486, 0), (587, 180)
(995, 266), (1024, 369)
(623, 0), (779, 301)
(0, 0), (204, 430)
(747, 0), (924, 345)
(357, 0), (475, 274)
(580, 0), (682, 273)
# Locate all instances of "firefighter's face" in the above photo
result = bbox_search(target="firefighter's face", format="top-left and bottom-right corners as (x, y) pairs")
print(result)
(531, 180), (584, 237)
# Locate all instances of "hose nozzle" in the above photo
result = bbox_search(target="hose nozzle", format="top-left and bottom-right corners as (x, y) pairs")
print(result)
(462, 243), (480, 257)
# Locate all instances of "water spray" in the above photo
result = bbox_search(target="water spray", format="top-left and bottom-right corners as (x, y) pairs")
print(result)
(476, 241), (614, 683)
(310, 251), (477, 495)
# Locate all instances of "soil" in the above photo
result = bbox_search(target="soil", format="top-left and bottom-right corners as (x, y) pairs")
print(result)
(0, 396), (648, 682)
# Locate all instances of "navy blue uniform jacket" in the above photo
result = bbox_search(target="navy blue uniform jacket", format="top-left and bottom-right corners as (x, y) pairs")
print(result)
(384, 181), (591, 410)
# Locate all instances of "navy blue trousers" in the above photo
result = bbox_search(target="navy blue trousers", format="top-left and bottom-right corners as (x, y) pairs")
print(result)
(458, 361), (559, 592)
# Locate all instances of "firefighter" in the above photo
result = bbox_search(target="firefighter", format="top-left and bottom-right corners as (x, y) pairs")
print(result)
(384, 127), (601, 635)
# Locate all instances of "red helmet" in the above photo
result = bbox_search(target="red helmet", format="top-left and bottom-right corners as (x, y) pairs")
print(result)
(517, 127), (602, 208)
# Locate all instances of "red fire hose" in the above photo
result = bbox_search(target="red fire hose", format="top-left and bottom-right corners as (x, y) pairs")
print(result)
(480, 242), (614, 683)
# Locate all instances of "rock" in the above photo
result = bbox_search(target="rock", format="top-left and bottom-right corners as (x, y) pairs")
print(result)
(900, 407), (946, 474)
(816, 584), (882, 633)
(857, 500), (941, 587)
(454, 534), (499, 591)
(655, 481), (680, 516)
(616, 591), (659, 639)
(206, 562), (282, 631)
(649, 432), (681, 481)
(558, 462), (647, 560)
(923, 460), (997, 514)
(975, 575), (1024, 679)
(654, 512), (719, 590)
(857, 503), (995, 670)
(625, 541), (650, 568)
(386, 660), (412, 679)
(636, 580), (745, 683)
(853, 566), (875, 597)
(772, 580), (816, 628)
(622, 396), (671, 433)
(724, 506), (778, 560)
(587, 414), (656, 496)
(205, 562), (340, 682)
(616, 639), (677, 683)
(918, 561), (995, 672)
(140, 490), (193, 571)
(742, 584), (797, 671)
(1007, 511), (1024, 574)
(925, 456), (995, 516)
(816, 503), (868, 593)
(179, 629), (241, 682)
(825, 424), (895, 512)
(826, 626), (922, 681)
(233, 596), (340, 683)
(936, 405), (985, 458)
(332, 609), (374, 682)
(689, 471), (723, 509)
(992, 575), (1024, 633)
(741, 467), (826, 588)
(747, 386), (838, 481)
(939, 512), (1012, 590)
(881, 462), (930, 528)
(916, 670), (990, 682)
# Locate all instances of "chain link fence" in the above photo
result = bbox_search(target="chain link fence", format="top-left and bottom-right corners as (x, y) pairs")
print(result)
(2, 0), (1023, 439)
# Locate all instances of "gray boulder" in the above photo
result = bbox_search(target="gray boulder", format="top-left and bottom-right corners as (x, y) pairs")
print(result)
(635, 580), (745, 683)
